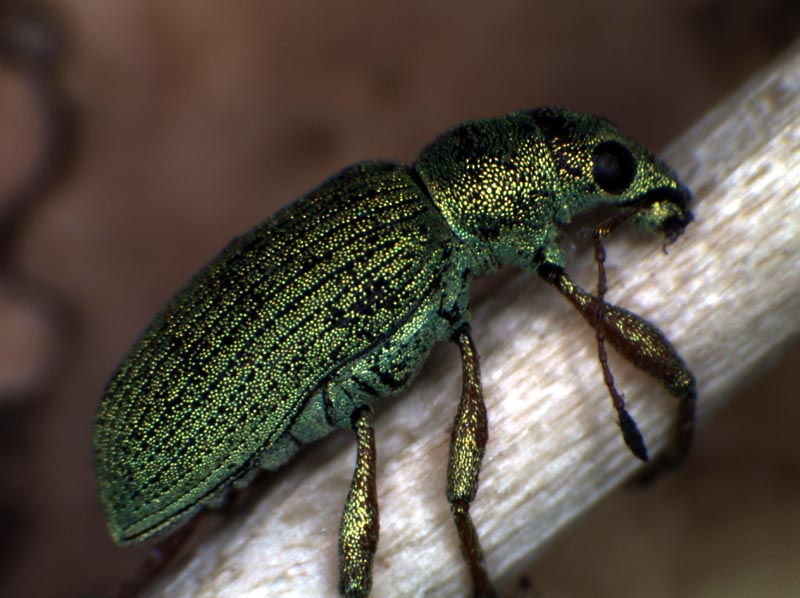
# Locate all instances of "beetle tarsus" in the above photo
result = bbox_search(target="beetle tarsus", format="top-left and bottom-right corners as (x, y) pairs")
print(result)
(451, 501), (497, 598)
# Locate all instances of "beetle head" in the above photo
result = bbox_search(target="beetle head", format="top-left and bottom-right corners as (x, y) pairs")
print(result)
(414, 108), (692, 274)
(531, 107), (693, 241)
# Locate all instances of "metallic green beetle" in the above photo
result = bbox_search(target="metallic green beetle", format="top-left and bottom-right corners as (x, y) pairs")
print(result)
(94, 108), (695, 597)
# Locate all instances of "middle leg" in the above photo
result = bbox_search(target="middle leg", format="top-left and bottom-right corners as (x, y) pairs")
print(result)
(447, 325), (496, 598)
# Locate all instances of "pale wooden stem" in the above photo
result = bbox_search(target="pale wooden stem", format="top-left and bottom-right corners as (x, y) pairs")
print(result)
(153, 43), (800, 597)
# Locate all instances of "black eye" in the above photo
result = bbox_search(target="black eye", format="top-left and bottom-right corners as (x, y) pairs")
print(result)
(592, 140), (636, 194)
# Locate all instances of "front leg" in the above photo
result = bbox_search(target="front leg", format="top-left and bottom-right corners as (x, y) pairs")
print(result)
(447, 326), (496, 598)
(538, 264), (696, 472)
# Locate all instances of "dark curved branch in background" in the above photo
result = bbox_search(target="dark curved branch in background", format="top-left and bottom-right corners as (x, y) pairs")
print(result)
(0, 0), (76, 256)
(0, 0), (79, 404)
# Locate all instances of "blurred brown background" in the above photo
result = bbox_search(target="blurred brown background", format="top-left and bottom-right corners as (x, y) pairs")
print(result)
(1, 1), (798, 597)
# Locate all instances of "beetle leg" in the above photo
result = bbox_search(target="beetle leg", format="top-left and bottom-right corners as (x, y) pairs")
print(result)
(538, 264), (695, 471)
(114, 516), (199, 598)
(447, 326), (496, 598)
(339, 406), (379, 598)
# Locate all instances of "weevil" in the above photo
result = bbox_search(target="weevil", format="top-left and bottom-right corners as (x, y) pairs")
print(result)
(94, 108), (695, 597)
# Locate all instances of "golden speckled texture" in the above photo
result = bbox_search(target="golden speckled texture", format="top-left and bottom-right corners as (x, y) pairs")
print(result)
(93, 108), (694, 596)
(6, 4), (799, 596)
(416, 110), (690, 271)
(338, 407), (379, 598)
(94, 162), (464, 543)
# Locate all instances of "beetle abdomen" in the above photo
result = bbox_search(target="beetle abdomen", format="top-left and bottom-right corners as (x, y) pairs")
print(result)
(94, 162), (457, 543)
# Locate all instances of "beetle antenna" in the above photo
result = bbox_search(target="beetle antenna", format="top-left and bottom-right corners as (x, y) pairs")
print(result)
(591, 227), (649, 461)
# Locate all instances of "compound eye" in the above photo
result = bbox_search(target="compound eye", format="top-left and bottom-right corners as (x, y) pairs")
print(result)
(592, 140), (636, 194)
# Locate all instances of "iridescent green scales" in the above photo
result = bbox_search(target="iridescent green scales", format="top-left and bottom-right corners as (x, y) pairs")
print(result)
(94, 108), (696, 598)
(95, 162), (466, 541)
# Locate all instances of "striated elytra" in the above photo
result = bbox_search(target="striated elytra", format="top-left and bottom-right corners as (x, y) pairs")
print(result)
(94, 108), (696, 597)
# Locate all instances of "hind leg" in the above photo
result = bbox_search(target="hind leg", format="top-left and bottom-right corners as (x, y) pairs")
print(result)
(338, 406), (379, 598)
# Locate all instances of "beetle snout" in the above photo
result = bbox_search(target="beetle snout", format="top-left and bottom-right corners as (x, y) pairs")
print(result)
(630, 186), (693, 241)
(658, 188), (694, 242)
